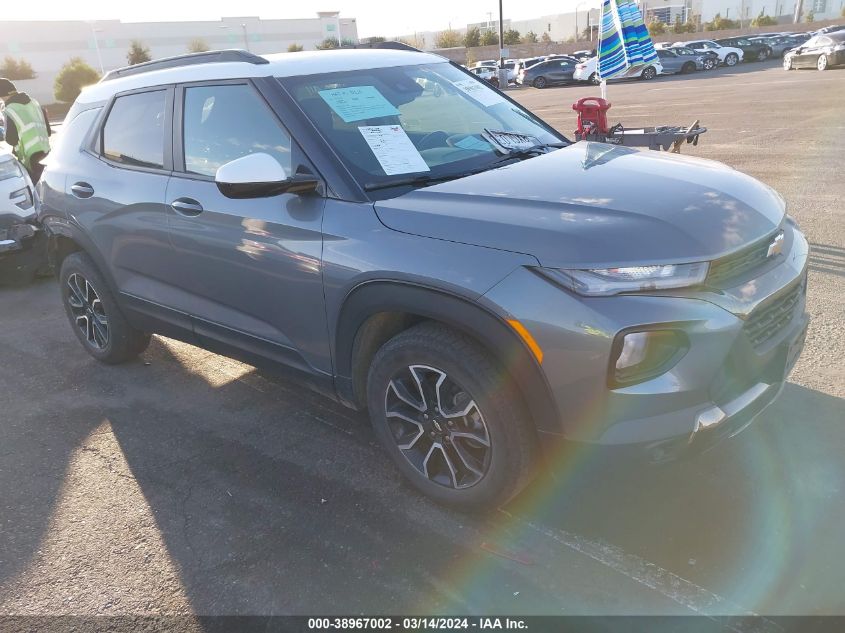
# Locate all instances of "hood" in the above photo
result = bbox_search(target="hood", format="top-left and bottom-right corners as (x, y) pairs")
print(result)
(374, 142), (785, 269)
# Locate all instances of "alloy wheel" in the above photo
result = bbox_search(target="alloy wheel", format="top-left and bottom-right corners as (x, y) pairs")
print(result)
(783, 56), (793, 70)
(759, 49), (770, 61)
(66, 273), (109, 349)
(817, 55), (828, 71)
(533, 76), (547, 89)
(384, 365), (491, 490)
(726, 53), (738, 66)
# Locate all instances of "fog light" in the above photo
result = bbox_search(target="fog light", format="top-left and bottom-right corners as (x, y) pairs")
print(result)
(610, 329), (687, 387)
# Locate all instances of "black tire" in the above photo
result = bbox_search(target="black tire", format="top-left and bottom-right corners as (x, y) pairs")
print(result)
(367, 322), (537, 510)
(725, 52), (739, 67)
(681, 62), (696, 74)
(532, 76), (547, 89)
(640, 66), (657, 80)
(704, 57), (717, 70)
(60, 252), (150, 364)
(758, 47), (770, 61)
(589, 72), (600, 85)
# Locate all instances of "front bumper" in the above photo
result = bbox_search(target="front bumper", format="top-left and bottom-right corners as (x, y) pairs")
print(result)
(481, 220), (808, 455)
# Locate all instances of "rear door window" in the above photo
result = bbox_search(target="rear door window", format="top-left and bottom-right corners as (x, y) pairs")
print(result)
(102, 90), (166, 169)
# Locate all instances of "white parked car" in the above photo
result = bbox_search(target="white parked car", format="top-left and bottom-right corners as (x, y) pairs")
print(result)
(676, 40), (744, 66)
(573, 56), (663, 83)
(0, 149), (43, 284)
(468, 65), (500, 86)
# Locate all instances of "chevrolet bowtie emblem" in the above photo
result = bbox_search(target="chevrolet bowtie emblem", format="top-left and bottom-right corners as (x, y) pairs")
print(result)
(767, 231), (785, 258)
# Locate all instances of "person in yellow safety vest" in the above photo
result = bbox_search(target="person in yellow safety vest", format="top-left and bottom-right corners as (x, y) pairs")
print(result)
(0, 78), (51, 183)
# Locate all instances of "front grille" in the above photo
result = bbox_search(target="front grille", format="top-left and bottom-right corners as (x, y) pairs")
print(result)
(743, 282), (803, 350)
(707, 232), (776, 285)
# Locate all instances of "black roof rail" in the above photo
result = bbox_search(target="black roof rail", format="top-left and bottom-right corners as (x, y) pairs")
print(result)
(353, 40), (423, 53)
(100, 49), (269, 82)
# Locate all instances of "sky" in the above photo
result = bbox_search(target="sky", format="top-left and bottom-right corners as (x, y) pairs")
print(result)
(3, 0), (594, 38)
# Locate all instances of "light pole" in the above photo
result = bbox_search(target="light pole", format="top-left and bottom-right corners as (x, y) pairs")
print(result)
(576, 2), (589, 42)
(87, 21), (104, 74)
(498, 0), (508, 90)
(220, 23), (250, 51)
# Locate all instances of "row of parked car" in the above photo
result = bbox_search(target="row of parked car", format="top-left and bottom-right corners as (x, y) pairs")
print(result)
(467, 25), (843, 89)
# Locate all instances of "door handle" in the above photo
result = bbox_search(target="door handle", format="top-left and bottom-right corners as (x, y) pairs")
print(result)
(71, 182), (95, 199)
(170, 198), (204, 216)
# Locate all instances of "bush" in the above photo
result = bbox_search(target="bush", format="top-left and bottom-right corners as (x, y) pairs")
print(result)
(315, 37), (340, 50)
(464, 27), (481, 48)
(704, 13), (740, 30)
(541, 31), (553, 43)
(751, 12), (778, 26)
(0, 56), (36, 80)
(287, 43), (304, 52)
(187, 38), (210, 53)
(127, 40), (152, 65)
(647, 19), (666, 36)
(435, 30), (463, 48)
(480, 30), (499, 46)
(503, 29), (522, 45)
(53, 57), (100, 103)
(805, 10), (815, 22)
(522, 30), (539, 43)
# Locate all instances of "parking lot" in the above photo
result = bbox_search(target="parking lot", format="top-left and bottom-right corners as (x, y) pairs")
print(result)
(1, 59), (843, 617)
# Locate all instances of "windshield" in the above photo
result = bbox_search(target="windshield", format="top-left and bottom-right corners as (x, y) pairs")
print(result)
(279, 62), (563, 192)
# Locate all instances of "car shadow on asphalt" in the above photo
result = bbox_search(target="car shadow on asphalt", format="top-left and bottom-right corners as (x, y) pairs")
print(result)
(1, 281), (844, 614)
(809, 242), (845, 278)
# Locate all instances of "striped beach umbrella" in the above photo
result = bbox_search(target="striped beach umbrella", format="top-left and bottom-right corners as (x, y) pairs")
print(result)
(597, 0), (658, 94)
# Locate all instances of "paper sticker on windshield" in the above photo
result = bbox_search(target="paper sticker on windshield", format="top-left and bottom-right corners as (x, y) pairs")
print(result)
(359, 125), (430, 176)
(319, 86), (400, 123)
(483, 129), (540, 152)
(453, 135), (493, 152)
(452, 78), (505, 108)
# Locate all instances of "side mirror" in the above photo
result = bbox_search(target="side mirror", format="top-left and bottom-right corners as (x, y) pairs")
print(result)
(215, 153), (319, 199)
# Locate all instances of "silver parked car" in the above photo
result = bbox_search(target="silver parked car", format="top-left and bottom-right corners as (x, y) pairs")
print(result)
(655, 48), (705, 73)
(38, 47), (809, 509)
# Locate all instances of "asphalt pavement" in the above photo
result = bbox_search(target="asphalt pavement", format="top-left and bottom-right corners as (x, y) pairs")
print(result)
(1, 59), (843, 617)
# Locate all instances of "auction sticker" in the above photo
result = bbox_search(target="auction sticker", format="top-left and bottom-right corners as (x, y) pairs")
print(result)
(319, 86), (400, 123)
(452, 78), (505, 108)
(359, 125), (430, 175)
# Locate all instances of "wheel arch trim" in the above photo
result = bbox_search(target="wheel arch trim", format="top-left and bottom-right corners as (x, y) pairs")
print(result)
(333, 280), (562, 435)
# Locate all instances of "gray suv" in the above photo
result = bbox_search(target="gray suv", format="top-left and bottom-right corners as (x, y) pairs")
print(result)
(38, 48), (809, 509)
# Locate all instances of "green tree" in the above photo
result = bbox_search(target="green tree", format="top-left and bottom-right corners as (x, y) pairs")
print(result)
(540, 31), (553, 43)
(53, 57), (100, 103)
(127, 40), (152, 65)
(435, 29), (463, 48)
(287, 43), (304, 52)
(751, 12), (778, 26)
(704, 13), (739, 30)
(464, 27), (481, 48)
(480, 30), (499, 46)
(647, 19), (666, 36)
(315, 37), (340, 50)
(503, 29), (522, 45)
(0, 56), (35, 80)
(522, 30), (539, 43)
(366, 36), (386, 44)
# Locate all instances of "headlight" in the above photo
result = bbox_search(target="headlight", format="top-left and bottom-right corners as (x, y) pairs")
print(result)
(0, 159), (21, 182)
(537, 262), (709, 296)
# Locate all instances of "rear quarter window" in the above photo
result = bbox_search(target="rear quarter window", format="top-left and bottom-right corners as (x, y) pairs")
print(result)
(101, 90), (166, 169)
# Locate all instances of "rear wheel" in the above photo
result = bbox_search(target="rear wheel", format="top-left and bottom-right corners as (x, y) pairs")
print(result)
(532, 76), (547, 89)
(60, 252), (150, 364)
(640, 66), (657, 80)
(589, 72), (600, 85)
(817, 54), (828, 71)
(681, 62), (696, 74)
(725, 52), (739, 66)
(367, 323), (537, 510)
(758, 47), (770, 61)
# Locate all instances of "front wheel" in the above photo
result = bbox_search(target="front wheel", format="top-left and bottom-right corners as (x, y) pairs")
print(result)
(783, 56), (793, 71)
(758, 48), (770, 61)
(681, 62), (696, 74)
(704, 57), (717, 70)
(532, 76), (547, 89)
(725, 52), (739, 66)
(817, 54), (828, 71)
(367, 323), (537, 510)
(589, 72), (600, 85)
(60, 252), (150, 364)
(640, 66), (657, 80)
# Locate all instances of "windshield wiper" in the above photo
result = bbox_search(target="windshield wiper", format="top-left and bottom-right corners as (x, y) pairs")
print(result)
(484, 142), (568, 168)
(363, 173), (466, 192)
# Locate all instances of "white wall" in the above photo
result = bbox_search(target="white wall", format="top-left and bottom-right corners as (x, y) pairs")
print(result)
(0, 15), (359, 103)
